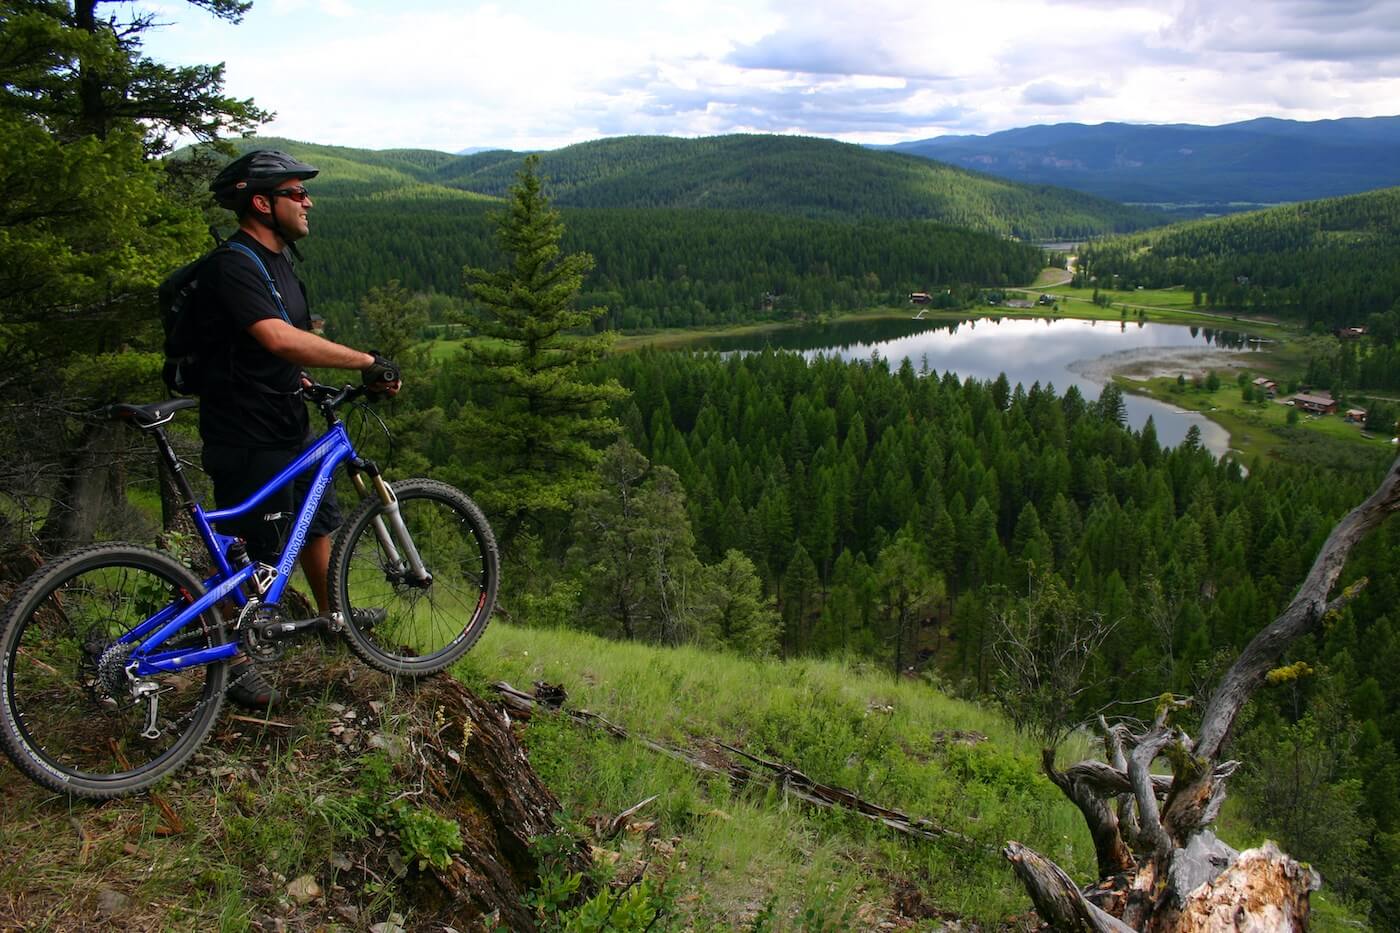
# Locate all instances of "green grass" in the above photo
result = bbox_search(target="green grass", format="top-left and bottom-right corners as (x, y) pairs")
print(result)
(0, 618), (1373, 929)
(451, 622), (1099, 926)
(1006, 282), (1284, 331)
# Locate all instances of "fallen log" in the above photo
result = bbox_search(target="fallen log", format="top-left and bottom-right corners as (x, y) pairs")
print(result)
(493, 681), (971, 848)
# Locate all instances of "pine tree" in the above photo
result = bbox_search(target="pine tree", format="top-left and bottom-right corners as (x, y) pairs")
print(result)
(0, 0), (267, 553)
(459, 155), (627, 539)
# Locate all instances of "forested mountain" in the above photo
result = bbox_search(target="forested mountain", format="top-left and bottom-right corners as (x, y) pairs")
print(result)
(422, 134), (1160, 235)
(888, 116), (1400, 210)
(304, 199), (1043, 330)
(234, 134), (1159, 238)
(1073, 187), (1400, 330)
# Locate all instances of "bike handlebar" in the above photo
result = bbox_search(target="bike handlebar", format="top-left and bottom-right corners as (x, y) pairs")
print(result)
(302, 382), (370, 415)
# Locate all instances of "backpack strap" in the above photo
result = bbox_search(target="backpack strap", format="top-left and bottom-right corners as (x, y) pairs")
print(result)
(221, 240), (301, 396)
(225, 241), (293, 325)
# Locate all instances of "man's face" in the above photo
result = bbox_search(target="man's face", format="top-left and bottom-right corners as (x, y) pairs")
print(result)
(256, 177), (313, 240)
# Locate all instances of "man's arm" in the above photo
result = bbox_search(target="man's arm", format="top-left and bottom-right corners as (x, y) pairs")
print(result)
(247, 318), (374, 369)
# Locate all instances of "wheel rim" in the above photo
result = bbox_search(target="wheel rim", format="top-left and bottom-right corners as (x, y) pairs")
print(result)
(341, 492), (492, 667)
(5, 558), (221, 785)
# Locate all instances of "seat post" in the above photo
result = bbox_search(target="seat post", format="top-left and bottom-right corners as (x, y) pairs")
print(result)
(151, 427), (200, 510)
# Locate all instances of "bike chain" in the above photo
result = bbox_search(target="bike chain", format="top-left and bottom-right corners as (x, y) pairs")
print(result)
(162, 660), (254, 738)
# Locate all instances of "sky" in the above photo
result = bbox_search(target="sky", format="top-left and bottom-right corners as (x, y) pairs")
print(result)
(138, 0), (1400, 152)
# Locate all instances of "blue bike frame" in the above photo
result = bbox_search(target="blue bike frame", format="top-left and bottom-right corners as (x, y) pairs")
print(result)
(115, 422), (360, 677)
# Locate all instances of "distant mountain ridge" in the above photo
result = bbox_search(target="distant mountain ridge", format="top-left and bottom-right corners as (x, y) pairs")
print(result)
(886, 116), (1400, 210)
(233, 134), (1159, 239)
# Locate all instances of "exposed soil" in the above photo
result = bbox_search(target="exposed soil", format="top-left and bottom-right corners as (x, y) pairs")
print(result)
(1069, 346), (1255, 384)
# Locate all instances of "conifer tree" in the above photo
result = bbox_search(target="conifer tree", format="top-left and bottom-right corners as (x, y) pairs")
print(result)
(459, 155), (627, 540)
(0, 0), (267, 552)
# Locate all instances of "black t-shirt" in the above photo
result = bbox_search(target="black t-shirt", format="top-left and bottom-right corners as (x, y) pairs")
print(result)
(197, 231), (311, 449)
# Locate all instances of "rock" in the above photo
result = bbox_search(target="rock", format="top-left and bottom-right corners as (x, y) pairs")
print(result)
(370, 913), (406, 933)
(285, 874), (321, 904)
(94, 888), (129, 915)
(367, 732), (409, 759)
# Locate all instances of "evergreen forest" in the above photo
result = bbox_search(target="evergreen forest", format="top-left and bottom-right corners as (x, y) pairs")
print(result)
(205, 134), (1155, 331)
(304, 198), (1044, 331)
(1075, 187), (1400, 330)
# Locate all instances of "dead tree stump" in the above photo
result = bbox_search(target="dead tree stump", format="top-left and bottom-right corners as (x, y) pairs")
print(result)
(412, 677), (592, 931)
(1004, 451), (1400, 930)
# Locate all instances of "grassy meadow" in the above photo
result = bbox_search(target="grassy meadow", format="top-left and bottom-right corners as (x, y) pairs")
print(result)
(0, 613), (1370, 930)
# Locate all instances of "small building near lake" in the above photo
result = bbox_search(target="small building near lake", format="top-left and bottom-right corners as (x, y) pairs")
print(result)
(1292, 393), (1338, 415)
(1346, 408), (1368, 424)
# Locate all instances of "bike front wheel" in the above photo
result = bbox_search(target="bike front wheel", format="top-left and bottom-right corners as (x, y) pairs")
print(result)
(330, 479), (498, 677)
(0, 544), (228, 799)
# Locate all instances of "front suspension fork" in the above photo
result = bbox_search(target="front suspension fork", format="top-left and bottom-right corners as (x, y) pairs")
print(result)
(348, 470), (430, 583)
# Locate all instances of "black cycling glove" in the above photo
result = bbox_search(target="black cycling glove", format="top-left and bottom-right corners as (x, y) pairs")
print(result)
(362, 352), (400, 391)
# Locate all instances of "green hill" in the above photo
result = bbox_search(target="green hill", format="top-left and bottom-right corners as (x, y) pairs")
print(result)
(229, 133), (1160, 239)
(425, 134), (1160, 238)
(1075, 186), (1400, 328)
(0, 623), (1365, 929)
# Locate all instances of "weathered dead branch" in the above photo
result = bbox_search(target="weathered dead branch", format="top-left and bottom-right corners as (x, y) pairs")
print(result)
(1196, 453), (1400, 760)
(1006, 452), (1400, 929)
(1004, 841), (1136, 932)
(415, 678), (592, 931)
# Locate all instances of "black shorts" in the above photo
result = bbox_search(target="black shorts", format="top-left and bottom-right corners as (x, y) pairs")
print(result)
(202, 435), (344, 564)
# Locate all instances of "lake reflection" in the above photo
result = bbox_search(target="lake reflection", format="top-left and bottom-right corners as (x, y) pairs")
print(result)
(695, 316), (1256, 457)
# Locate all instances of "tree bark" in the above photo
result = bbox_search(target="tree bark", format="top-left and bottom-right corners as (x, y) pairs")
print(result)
(414, 677), (592, 931)
(37, 420), (129, 553)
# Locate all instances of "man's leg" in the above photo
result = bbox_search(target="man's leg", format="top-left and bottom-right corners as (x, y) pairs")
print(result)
(203, 443), (298, 710)
(300, 534), (332, 614)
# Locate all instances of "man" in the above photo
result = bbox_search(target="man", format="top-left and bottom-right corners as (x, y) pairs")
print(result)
(203, 149), (400, 708)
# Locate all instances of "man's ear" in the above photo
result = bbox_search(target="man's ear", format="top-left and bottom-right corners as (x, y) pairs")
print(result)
(251, 192), (274, 216)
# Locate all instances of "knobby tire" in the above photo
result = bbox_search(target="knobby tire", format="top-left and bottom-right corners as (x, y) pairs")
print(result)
(329, 479), (498, 677)
(0, 544), (228, 799)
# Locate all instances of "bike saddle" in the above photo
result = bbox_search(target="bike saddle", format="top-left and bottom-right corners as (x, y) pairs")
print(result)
(108, 398), (198, 429)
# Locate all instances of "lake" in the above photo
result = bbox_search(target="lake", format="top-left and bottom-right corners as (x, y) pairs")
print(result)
(692, 316), (1258, 458)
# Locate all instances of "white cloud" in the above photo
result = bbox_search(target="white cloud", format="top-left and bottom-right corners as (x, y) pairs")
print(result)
(135, 0), (1400, 150)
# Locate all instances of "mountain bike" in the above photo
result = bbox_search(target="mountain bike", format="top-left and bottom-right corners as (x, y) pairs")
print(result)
(0, 383), (498, 799)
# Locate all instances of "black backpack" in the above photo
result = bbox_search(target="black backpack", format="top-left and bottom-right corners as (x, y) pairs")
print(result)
(160, 229), (292, 395)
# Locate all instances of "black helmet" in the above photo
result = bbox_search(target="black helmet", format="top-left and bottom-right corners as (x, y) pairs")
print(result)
(210, 149), (319, 209)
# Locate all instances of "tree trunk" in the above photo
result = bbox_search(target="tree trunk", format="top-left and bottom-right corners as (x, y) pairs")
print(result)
(37, 420), (128, 553)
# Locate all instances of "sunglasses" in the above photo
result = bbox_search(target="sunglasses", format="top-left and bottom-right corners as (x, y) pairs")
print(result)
(269, 186), (311, 202)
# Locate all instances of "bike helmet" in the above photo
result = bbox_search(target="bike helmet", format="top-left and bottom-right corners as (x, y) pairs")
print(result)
(210, 149), (320, 210)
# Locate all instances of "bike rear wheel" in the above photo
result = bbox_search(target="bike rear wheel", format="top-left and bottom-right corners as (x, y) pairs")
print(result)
(0, 544), (227, 798)
(330, 479), (498, 676)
